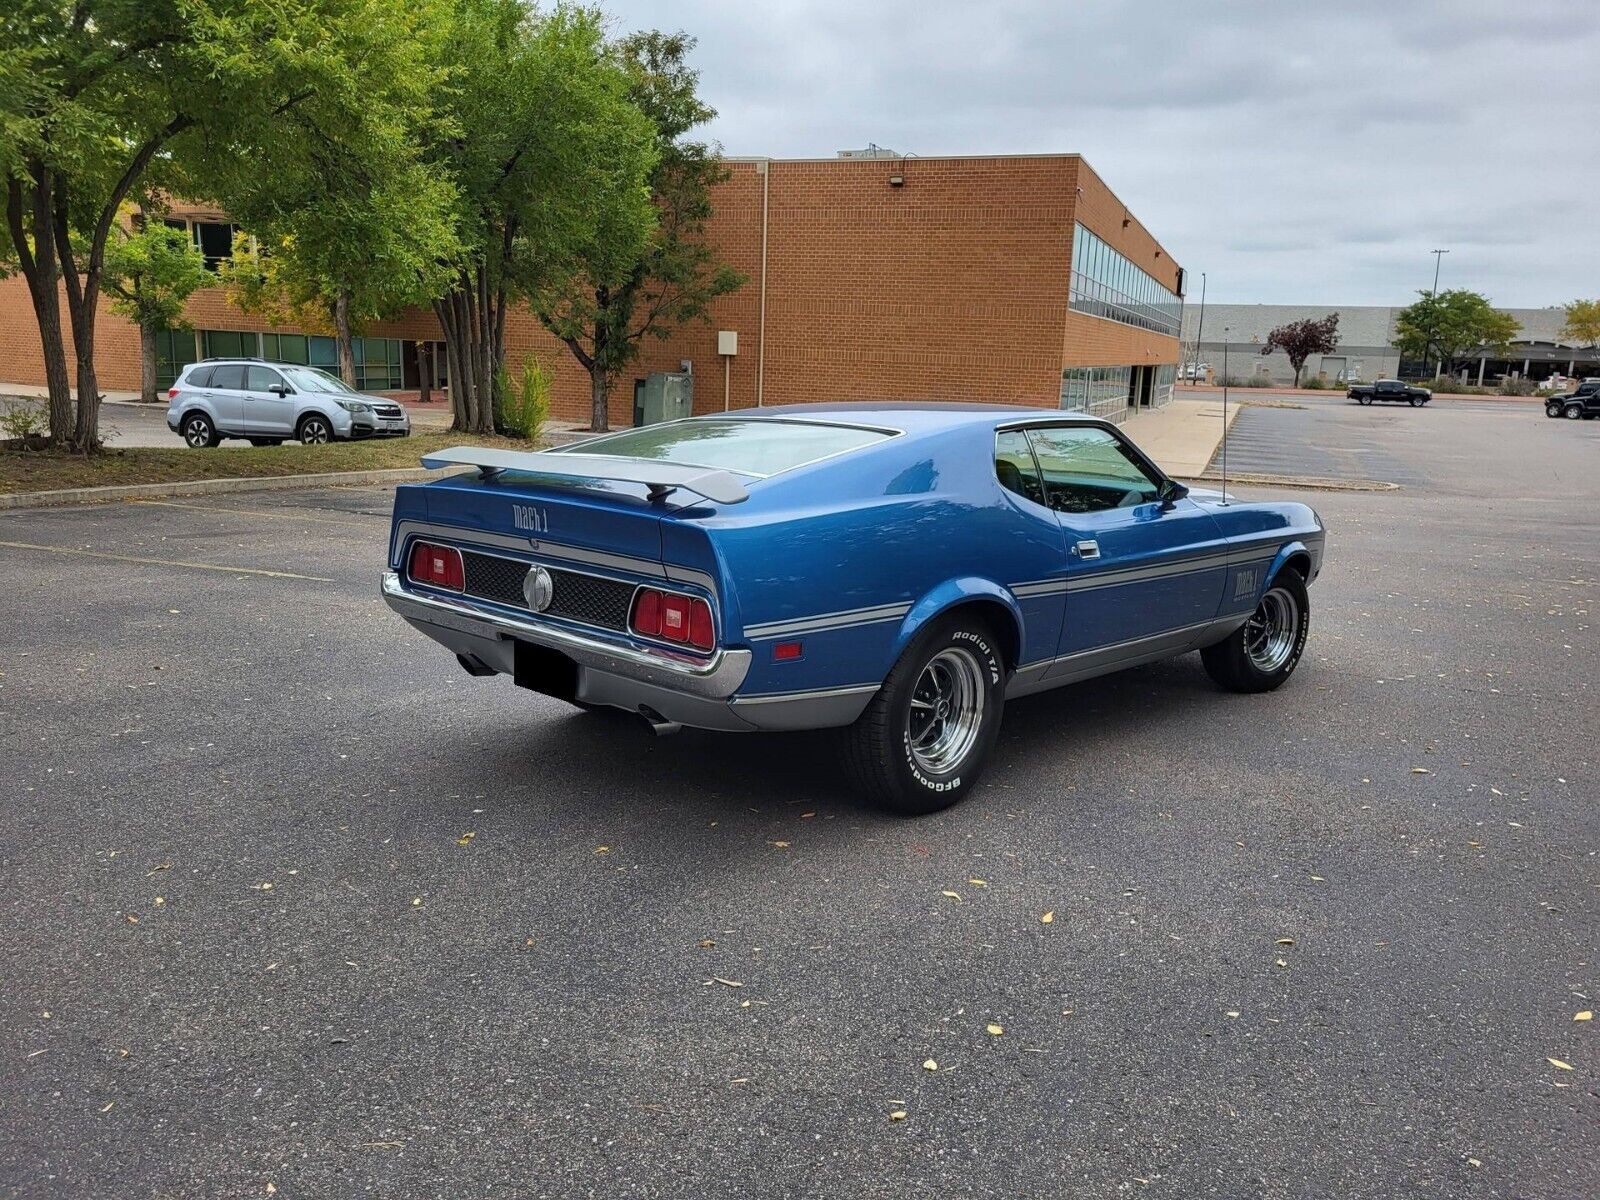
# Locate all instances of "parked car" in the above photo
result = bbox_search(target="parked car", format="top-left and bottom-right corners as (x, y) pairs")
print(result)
(166, 358), (411, 447)
(1544, 378), (1600, 419)
(1348, 379), (1431, 406)
(382, 404), (1325, 814)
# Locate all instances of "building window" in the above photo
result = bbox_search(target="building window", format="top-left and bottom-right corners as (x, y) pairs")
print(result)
(1061, 365), (1134, 419)
(1069, 224), (1182, 337)
(1154, 363), (1176, 406)
(202, 329), (257, 359)
(191, 221), (238, 271)
(351, 337), (403, 391)
(155, 329), (198, 388)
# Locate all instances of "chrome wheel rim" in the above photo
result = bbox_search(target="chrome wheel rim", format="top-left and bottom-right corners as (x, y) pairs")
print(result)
(301, 420), (329, 444)
(906, 647), (985, 775)
(184, 418), (209, 447)
(1244, 586), (1299, 673)
(1566, 407), (1582, 420)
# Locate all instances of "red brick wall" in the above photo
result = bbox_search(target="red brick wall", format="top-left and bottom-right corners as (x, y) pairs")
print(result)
(0, 156), (1183, 424)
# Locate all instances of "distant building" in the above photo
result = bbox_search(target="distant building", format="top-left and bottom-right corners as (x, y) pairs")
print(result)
(1180, 304), (1590, 385)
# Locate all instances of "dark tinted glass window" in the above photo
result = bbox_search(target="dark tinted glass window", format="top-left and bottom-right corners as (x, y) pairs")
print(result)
(210, 365), (246, 391)
(186, 365), (213, 388)
(193, 221), (236, 270)
(246, 366), (284, 391)
(995, 429), (1045, 506)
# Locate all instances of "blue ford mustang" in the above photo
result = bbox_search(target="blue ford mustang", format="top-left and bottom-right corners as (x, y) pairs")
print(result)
(383, 403), (1324, 814)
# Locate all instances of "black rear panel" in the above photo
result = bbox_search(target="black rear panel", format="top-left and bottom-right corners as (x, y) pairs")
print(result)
(460, 550), (635, 632)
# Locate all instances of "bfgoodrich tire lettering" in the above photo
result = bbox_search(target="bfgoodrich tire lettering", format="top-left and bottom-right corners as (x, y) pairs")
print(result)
(1200, 568), (1310, 693)
(841, 614), (1006, 816)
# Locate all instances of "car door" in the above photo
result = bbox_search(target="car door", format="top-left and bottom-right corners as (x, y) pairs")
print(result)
(1020, 423), (1229, 675)
(242, 365), (294, 435)
(203, 364), (247, 433)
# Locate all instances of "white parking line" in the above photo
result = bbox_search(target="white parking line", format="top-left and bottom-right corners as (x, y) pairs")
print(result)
(133, 499), (382, 528)
(0, 540), (335, 581)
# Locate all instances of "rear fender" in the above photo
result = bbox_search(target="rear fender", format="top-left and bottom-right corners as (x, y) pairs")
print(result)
(893, 578), (1023, 670)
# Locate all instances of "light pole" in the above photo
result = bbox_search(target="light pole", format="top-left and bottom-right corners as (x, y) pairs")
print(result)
(1426, 248), (1449, 378)
(1190, 271), (1207, 385)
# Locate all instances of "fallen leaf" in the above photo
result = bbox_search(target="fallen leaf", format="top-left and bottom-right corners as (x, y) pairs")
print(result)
(889, 1110), (907, 1122)
(1275, 958), (1288, 968)
(1575, 1011), (1593, 1022)
(968, 878), (987, 887)
(941, 890), (961, 902)
(696, 938), (716, 949)
(153, 897), (164, 906)
(800, 812), (815, 819)
(1546, 1057), (1573, 1070)
(1467, 1158), (1481, 1168)
(1041, 911), (1055, 924)
(1225, 1011), (1241, 1018)
(125, 914), (139, 924)
(267, 1184), (277, 1195)
(411, 897), (422, 907)
(100, 1101), (114, 1113)
(986, 1023), (1003, 1036)
(1309, 875), (1325, 882)
(768, 840), (791, 849)
(145, 864), (171, 876)
(1411, 767), (1430, 774)
(711, 977), (743, 988)
(922, 1059), (938, 1071)
(594, 845), (610, 855)
(1275, 937), (1295, 946)
(456, 831), (475, 846)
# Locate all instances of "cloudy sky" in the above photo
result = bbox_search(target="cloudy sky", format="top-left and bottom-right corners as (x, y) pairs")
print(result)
(605, 0), (1597, 308)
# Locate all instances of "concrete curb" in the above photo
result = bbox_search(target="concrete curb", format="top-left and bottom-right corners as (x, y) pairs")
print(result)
(0, 466), (457, 511)
(1181, 471), (1399, 493)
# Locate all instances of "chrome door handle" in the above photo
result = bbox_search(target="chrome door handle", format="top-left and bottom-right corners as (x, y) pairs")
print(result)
(1072, 539), (1100, 560)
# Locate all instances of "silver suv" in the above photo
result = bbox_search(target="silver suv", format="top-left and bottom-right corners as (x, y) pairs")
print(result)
(165, 358), (411, 447)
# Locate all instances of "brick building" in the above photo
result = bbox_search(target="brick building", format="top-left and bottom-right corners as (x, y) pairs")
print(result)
(0, 153), (1184, 426)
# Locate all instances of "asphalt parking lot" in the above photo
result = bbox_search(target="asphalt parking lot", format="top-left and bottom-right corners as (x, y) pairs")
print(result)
(1, 400), (1595, 1198)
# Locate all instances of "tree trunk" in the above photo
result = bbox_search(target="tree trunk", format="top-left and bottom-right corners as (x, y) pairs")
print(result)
(590, 368), (609, 432)
(433, 272), (501, 435)
(417, 343), (431, 406)
(1292, 363), (1303, 388)
(335, 291), (356, 388)
(140, 324), (159, 404)
(6, 172), (74, 442)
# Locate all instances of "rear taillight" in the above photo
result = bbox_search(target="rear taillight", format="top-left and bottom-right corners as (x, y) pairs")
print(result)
(408, 541), (464, 591)
(630, 588), (714, 651)
(167, 386), (180, 399)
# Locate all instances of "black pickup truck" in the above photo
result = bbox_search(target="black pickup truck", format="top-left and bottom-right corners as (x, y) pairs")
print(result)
(1348, 379), (1432, 406)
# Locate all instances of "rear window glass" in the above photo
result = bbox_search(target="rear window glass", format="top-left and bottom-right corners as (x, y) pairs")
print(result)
(563, 418), (893, 478)
(185, 365), (213, 387)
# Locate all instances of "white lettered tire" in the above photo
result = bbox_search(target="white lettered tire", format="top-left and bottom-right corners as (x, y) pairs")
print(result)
(842, 614), (1006, 815)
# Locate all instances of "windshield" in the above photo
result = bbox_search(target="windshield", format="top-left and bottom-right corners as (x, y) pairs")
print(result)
(562, 418), (895, 477)
(282, 366), (357, 395)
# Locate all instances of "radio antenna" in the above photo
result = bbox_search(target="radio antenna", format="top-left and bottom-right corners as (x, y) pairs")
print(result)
(1220, 326), (1230, 505)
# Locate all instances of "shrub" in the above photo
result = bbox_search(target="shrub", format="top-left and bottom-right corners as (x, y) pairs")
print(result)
(1302, 376), (1328, 389)
(1216, 374), (1249, 387)
(0, 398), (47, 444)
(1244, 376), (1276, 387)
(1497, 377), (1536, 396)
(494, 357), (551, 442)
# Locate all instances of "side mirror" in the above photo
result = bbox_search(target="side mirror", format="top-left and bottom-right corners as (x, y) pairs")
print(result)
(1159, 479), (1189, 510)
(269, 384), (292, 396)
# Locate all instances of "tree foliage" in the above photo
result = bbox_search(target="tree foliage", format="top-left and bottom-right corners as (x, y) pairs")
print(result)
(102, 214), (209, 333)
(1559, 299), (1600, 348)
(1394, 290), (1520, 375)
(1261, 312), (1340, 387)
(538, 31), (745, 431)
(425, 0), (658, 434)
(1, 0), (449, 448)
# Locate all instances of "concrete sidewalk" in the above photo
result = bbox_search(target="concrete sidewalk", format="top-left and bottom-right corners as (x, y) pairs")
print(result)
(1121, 397), (1241, 479)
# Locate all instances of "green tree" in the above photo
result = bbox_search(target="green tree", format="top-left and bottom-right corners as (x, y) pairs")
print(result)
(425, 0), (658, 434)
(538, 31), (745, 431)
(102, 211), (209, 404)
(0, 0), (448, 450)
(1559, 299), (1600, 348)
(1394, 289), (1520, 377)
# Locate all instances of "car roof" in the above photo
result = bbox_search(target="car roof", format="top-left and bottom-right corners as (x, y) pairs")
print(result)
(720, 401), (1112, 434)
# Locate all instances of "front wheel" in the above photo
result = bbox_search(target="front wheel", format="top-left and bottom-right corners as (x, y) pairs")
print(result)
(298, 414), (334, 444)
(841, 615), (1006, 815)
(1357, 395), (1372, 406)
(1546, 402), (1562, 418)
(1201, 570), (1310, 693)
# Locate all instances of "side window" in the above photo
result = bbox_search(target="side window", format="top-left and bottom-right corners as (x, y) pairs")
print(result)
(187, 365), (214, 388)
(995, 429), (1045, 505)
(209, 364), (246, 391)
(1023, 426), (1162, 514)
(246, 366), (285, 392)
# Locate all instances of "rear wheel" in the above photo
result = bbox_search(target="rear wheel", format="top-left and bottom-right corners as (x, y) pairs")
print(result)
(181, 413), (218, 448)
(297, 414), (333, 444)
(1566, 404), (1584, 420)
(1201, 570), (1309, 693)
(842, 615), (1006, 815)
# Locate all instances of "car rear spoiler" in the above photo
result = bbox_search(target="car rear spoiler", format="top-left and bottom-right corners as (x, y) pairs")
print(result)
(418, 445), (750, 505)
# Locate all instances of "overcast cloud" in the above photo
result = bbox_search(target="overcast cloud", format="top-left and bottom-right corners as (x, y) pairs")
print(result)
(604, 0), (1598, 307)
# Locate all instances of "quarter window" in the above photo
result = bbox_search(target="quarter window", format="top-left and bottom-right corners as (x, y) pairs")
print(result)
(1023, 426), (1162, 513)
(994, 429), (1045, 506)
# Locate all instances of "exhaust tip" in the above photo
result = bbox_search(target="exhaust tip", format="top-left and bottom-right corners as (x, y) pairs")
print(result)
(456, 652), (497, 678)
(637, 705), (683, 737)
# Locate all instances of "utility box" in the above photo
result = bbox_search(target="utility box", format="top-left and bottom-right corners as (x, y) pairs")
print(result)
(717, 330), (738, 356)
(634, 371), (694, 426)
